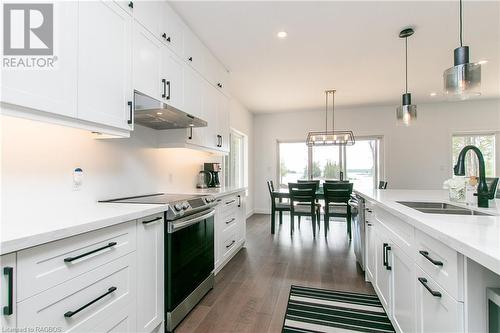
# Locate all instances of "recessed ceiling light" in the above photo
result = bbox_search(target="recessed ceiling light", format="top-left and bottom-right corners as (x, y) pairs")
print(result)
(430, 92), (437, 97)
(477, 60), (488, 65)
(276, 31), (288, 39)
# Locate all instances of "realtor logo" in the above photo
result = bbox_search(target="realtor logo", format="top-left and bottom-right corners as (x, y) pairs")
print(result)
(3, 3), (53, 55)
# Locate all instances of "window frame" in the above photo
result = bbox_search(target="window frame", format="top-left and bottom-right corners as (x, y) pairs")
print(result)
(276, 136), (384, 189)
(451, 131), (498, 178)
(225, 128), (248, 188)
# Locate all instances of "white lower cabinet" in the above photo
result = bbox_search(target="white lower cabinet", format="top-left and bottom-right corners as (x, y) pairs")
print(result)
(366, 202), (464, 333)
(1, 253), (16, 330)
(136, 214), (164, 333)
(415, 266), (463, 333)
(214, 191), (246, 272)
(17, 254), (136, 332)
(391, 244), (415, 333)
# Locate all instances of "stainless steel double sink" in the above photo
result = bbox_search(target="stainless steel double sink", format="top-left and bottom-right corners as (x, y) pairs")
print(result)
(396, 201), (493, 216)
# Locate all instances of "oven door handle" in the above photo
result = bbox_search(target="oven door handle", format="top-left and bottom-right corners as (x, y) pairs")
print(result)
(168, 209), (215, 233)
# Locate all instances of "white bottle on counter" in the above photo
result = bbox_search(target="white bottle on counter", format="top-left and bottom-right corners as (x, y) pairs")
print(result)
(466, 176), (478, 206)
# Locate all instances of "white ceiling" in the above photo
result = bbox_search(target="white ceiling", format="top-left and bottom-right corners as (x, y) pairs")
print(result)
(171, 1), (500, 113)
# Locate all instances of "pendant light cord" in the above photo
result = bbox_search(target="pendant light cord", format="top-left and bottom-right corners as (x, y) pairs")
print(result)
(325, 91), (328, 132)
(405, 37), (408, 93)
(459, 0), (463, 47)
(332, 91), (335, 132)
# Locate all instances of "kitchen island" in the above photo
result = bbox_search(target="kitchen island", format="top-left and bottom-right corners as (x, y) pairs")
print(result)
(355, 188), (500, 333)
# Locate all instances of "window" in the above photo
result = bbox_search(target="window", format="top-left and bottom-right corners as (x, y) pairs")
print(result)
(225, 130), (247, 187)
(278, 142), (308, 188)
(452, 133), (496, 177)
(278, 137), (383, 189)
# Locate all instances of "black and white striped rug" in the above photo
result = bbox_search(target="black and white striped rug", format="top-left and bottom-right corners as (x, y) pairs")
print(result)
(282, 285), (395, 333)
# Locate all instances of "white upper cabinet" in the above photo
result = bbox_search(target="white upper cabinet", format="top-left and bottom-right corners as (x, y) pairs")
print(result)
(133, 23), (163, 101)
(216, 91), (230, 152)
(161, 2), (184, 56)
(183, 29), (205, 75)
(183, 65), (203, 119)
(78, 1), (133, 130)
(0, 2), (78, 118)
(161, 47), (184, 110)
(203, 81), (218, 150)
(132, 0), (162, 40)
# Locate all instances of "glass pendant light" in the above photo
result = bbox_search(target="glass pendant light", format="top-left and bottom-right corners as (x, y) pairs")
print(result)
(443, 0), (481, 99)
(306, 90), (355, 146)
(396, 28), (417, 126)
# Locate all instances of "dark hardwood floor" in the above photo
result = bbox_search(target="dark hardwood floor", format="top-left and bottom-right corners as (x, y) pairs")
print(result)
(175, 213), (375, 333)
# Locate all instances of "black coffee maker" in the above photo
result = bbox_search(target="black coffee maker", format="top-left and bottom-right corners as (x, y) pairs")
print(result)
(204, 163), (222, 188)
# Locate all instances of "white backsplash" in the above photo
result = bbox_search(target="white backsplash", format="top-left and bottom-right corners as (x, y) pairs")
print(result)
(1, 115), (221, 221)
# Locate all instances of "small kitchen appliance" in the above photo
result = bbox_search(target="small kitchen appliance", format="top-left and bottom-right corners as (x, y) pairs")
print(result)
(196, 170), (212, 189)
(349, 194), (366, 271)
(204, 163), (222, 188)
(100, 193), (218, 332)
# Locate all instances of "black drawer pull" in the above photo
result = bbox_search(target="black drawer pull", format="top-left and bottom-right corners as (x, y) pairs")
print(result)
(225, 199), (236, 205)
(226, 240), (236, 249)
(64, 242), (117, 263)
(128, 1), (133, 8)
(418, 277), (442, 297)
(419, 250), (443, 266)
(166, 80), (171, 100)
(225, 218), (236, 225)
(64, 287), (117, 318)
(188, 56), (193, 62)
(366, 223), (373, 226)
(237, 195), (241, 207)
(3, 267), (13, 316)
(143, 217), (162, 225)
(166, 36), (171, 42)
(162, 33), (167, 39)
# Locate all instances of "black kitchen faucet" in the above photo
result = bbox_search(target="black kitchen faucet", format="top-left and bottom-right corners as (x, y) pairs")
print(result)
(453, 145), (489, 208)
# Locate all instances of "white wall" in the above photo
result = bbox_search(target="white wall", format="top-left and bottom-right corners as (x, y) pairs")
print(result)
(0, 115), (221, 224)
(229, 98), (254, 216)
(253, 99), (500, 213)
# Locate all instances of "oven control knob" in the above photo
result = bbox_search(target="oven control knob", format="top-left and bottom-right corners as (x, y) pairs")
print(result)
(174, 203), (183, 211)
(182, 202), (189, 210)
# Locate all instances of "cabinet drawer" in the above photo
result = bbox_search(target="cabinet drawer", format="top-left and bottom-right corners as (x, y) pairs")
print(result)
(414, 229), (463, 300)
(374, 206), (414, 256)
(221, 223), (239, 257)
(17, 253), (136, 332)
(217, 194), (239, 213)
(415, 265), (464, 332)
(219, 209), (238, 233)
(17, 221), (136, 301)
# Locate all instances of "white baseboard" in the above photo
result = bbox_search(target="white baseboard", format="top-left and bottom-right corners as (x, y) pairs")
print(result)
(246, 209), (255, 219)
(254, 208), (270, 214)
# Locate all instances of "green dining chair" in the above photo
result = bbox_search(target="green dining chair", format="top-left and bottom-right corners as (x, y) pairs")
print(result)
(288, 182), (321, 237)
(323, 182), (354, 238)
(267, 180), (290, 234)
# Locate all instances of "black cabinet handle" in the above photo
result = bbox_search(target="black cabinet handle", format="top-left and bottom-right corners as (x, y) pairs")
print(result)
(385, 245), (392, 270)
(64, 287), (117, 318)
(127, 101), (133, 125)
(142, 217), (162, 225)
(226, 240), (236, 249)
(219, 135), (223, 147)
(188, 56), (193, 62)
(64, 242), (117, 263)
(128, 1), (133, 8)
(162, 79), (167, 98)
(225, 199), (236, 205)
(3, 267), (13, 316)
(162, 33), (167, 39)
(419, 250), (443, 266)
(366, 223), (373, 226)
(225, 218), (236, 225)
(217, 83), (223, 88)
(166, 80), (171, 100)
(188, 126), (193, 140)
(418, 278), (442, 297)
(237, 195), (241, 207)
(382, 243), (388, 267)
(166, 36), (171, 43)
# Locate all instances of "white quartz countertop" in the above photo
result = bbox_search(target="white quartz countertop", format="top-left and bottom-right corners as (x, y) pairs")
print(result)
(0, 202), (168, 255)
(167, 186), (247, 198)
(355, 189), (500, 276)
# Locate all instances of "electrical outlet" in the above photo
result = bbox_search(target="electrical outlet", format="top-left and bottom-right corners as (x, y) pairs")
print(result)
(73, 168), (83, 191)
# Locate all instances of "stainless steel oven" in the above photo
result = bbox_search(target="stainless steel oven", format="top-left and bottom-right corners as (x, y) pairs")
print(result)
(165, 208), (215, 332)
(349, 194), (365, 271)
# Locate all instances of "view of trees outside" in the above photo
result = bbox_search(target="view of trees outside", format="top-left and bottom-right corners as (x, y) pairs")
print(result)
(279, 139), (380, 188)
(452, 134), (495, 177)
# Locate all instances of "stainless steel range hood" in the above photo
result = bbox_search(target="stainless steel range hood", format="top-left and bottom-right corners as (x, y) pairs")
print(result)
(133, 91), (207, 130)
